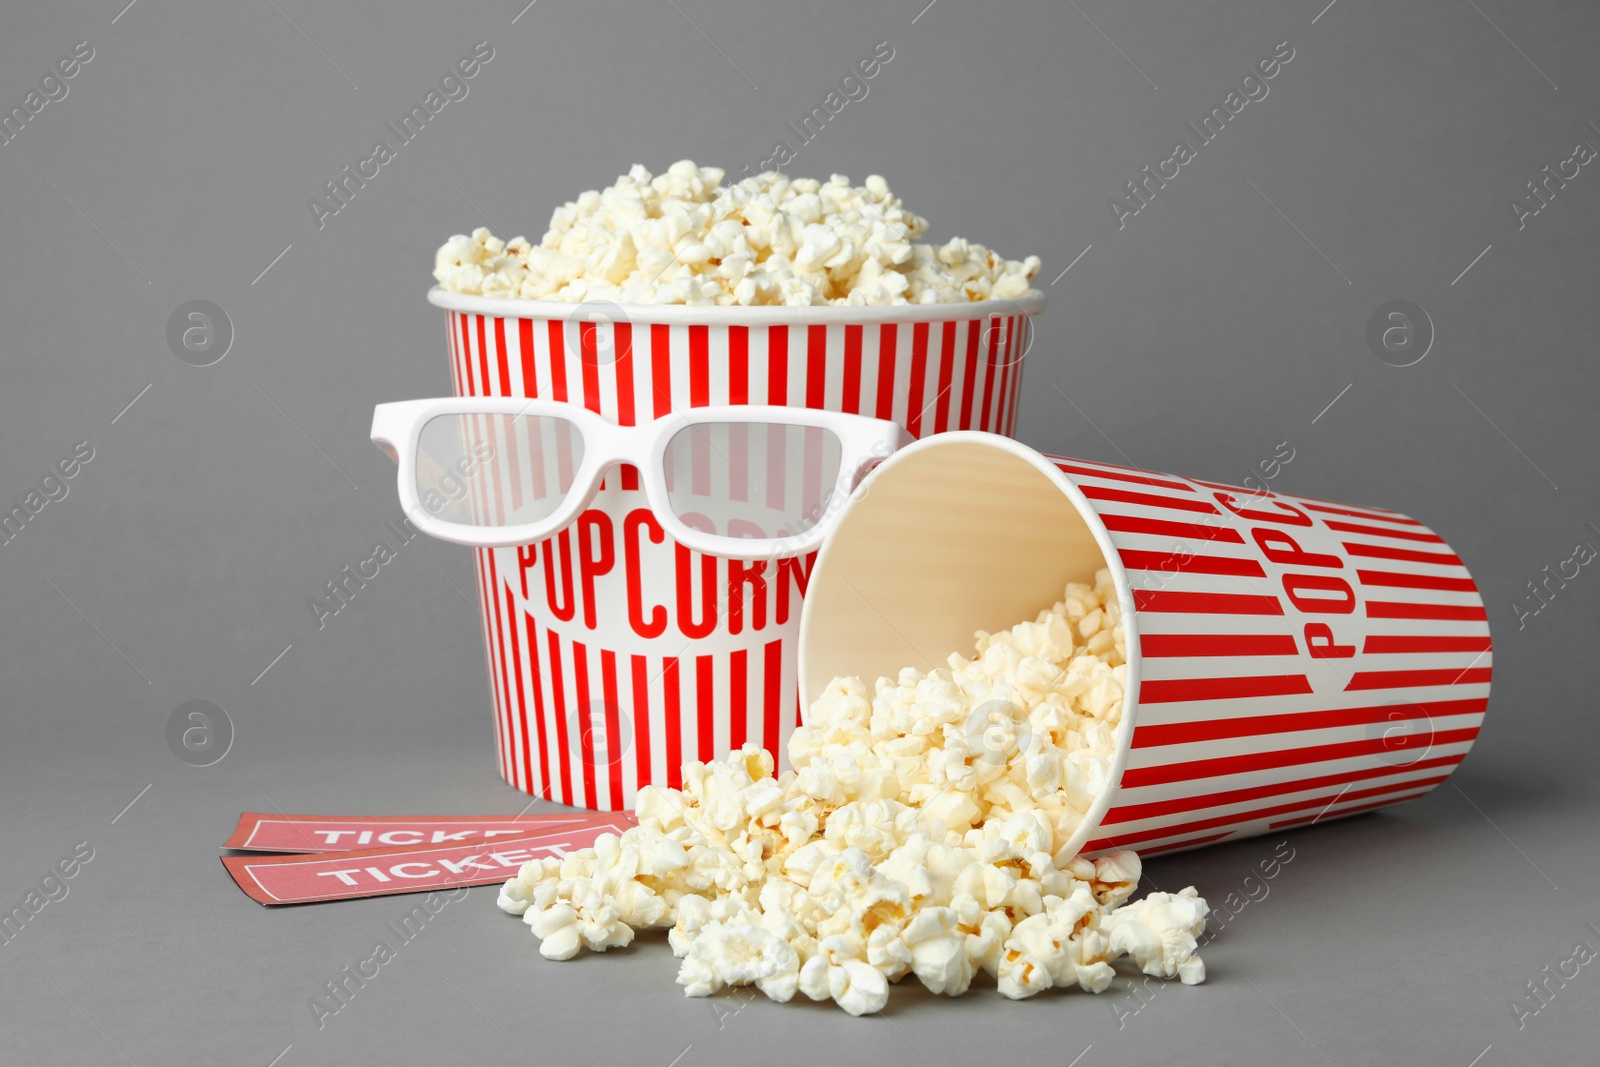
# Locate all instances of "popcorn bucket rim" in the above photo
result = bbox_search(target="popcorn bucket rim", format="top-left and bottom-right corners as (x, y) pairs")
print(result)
(428, 286), (1048, 326)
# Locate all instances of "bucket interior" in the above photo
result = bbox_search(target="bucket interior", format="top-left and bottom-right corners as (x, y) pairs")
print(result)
(800, 436), (1116, 707)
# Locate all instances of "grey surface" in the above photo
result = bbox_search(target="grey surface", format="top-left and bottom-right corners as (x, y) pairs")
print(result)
(1, 0), (1597, 1064)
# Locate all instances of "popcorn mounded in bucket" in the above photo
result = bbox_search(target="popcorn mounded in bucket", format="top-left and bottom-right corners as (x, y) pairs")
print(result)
(433, 161), (1041, 306)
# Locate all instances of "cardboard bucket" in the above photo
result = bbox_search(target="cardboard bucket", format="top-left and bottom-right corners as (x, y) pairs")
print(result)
(430, 290), (1047, 810)
(799, 432), (1491, 858)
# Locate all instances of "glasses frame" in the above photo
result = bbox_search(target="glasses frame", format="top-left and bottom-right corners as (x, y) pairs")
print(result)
(371, 398), (911, 559)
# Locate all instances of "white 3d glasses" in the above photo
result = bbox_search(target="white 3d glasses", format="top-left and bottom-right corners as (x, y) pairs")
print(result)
(370, 399), (910, 559)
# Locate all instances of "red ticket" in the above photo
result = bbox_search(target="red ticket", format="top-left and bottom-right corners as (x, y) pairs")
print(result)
(222, 817), (633, 905)
(222, 811), (632, 853)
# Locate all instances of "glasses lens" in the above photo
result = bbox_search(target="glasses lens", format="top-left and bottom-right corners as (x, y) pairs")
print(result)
(662, 421), (844, 544)
(416, 411), (585, 528)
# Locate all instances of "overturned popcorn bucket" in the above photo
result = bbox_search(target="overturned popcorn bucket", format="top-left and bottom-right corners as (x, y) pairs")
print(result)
(430, 289), (1045, 810)
(799, 433), (1491, 858)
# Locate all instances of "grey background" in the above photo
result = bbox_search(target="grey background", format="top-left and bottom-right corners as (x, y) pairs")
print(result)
(1, 0), (1596, 1063)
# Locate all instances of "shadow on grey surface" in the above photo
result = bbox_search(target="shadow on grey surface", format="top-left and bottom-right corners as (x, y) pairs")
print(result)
(1137, 766), (1569, 892)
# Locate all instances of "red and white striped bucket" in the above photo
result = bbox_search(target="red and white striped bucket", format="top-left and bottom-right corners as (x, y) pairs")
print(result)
(799, 432), (1490, 858)
(430, 289), (1046, 810)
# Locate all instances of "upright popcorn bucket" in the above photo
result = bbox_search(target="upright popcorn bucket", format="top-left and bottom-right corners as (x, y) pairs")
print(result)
(799, 432), (1491, 858)
(430, 290), (1046, 810)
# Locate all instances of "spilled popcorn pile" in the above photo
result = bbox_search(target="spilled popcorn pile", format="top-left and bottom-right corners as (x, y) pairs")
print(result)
(496, 570), (1208, 1015)
(435, 161), (1041, 307)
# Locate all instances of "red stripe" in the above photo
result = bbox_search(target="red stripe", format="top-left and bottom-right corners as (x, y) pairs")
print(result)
(1119, 548), (1266, 578)
(1343, 541), (1463, 566)
(525, 614), (552, 799)
(1134, 589), (1284, 615)
(1056, 462), (1193, 493)
(631, 655), (651, 798)
(841, 325), (862, 414)
(1357, 569), (1477, 592)
(1323, 519), (1444, 543)
(1085, 775), (1450, 851)
(546, 320), (568, 402)
(456, 313), (472, 395)
(1119, 727), (1481, 788)
(729, 649), (748, 752)
(875, 324), (897, 421)
(507, 407), (527, 517)
(1269, 791), (1433, 830)
(1140, 632), (1299, 657)
(905, 322), (929, 437)
(518, 317), (537, 399)
(473, 550), (503, 780)
(457, 313), (474, 395)
(663, 656), (682, 790)
(1005, 322), (1026, 436)
(1367, 601), (1487, 621)
(547, 628), (573, 802)
(806, 325), (827, 411)
(526, 417), (547, 507)
(1305, 501), (1422, 525)
(1081, 484), (1219, 515)
(505, 584), (533, 794)
(602, 650), (623, 810)
(486, 551), (515, 782)
(763, 638), (783, 769)
(487, 408), (506, 527)
(579, 320), (602, 414)
(476, 315), (491, 398)
(688, 325), (709, 408)
(1101, 753), (1467, 824)
(1362, 634), (1492, 654)
(691, 420), (710, 497)
(499, 412), (515, 524)
(1139, 673), (1312, 703)
(573, 641), (596, 807)
(1345, 667), (1492, 690)
(802, 424), (822, 519)
(761, 337), (787, 505)
(728, 422), (749, 503)
(766, 423), (786, 512)
(1100, 513), (1245, 543)
(934, 322), (956, 434)
(1002, 316), (1020, 433)
(977, 316), (998, 432)
(1132, 696), (1488, 747)
(958, 320), (980, 428)
(494, 317), (511, 397)
(614, 323), (638, 490)
(727, 325), (749, 405)
(767, 326), (788, 405)
(993, 317), (1013, 434)
(651, 324), (672, 416)
(1132, 832), (1233, 857)
(696, 656), (715, 763)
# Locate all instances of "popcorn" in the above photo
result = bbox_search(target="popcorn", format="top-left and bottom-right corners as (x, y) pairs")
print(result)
(900, 906), (976, 995)
(677, 922), (800, 1002)
(798, 935), (890, 1017)
(494, 571), (1211, 1014)
(435, 162), (1041, 306)
(1103, 887), (1210, 984)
